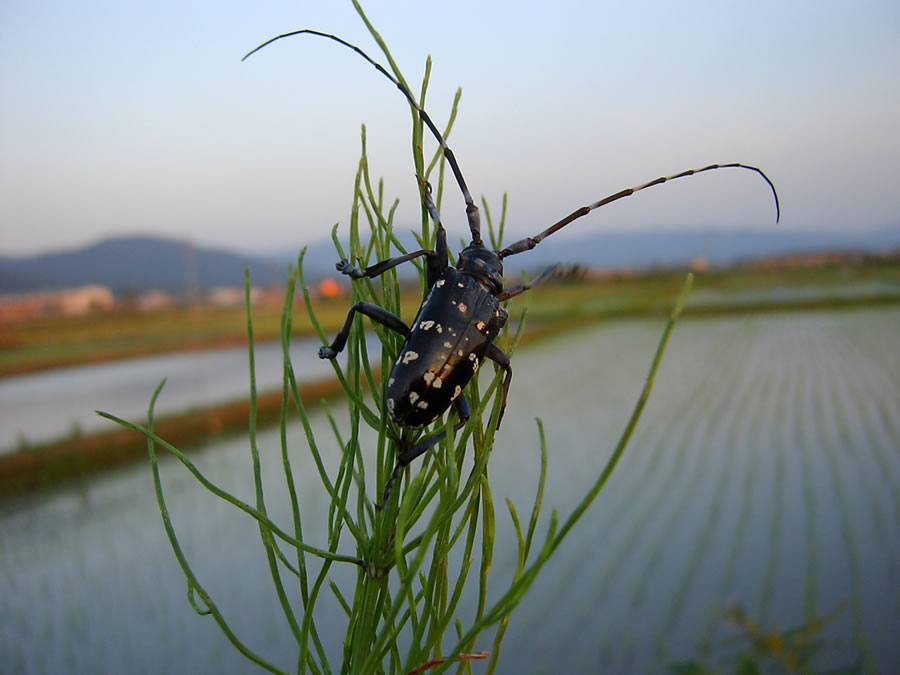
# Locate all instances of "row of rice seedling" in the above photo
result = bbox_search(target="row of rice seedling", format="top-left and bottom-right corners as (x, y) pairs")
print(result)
(697, 342), (774, 643)
(661, 318), (782, 661)
(491, 309), (898, 672)
(813, 338), (869, 667)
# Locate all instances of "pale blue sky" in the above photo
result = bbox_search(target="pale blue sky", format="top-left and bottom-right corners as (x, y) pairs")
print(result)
(1, 0), (898, 256)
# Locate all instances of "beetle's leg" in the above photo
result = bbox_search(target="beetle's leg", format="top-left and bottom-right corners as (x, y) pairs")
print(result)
(336, 249), (434, 280)
(498, 163), (780, 259)
(496, 264), (561, 301)
(484, 344), (512, 428)
(397, 394), (470, 467)
(318, 301), (409, 359)
(376, 393), (471, 510)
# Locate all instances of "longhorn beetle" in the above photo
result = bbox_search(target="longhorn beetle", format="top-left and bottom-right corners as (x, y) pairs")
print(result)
(244, 30), (780, 505)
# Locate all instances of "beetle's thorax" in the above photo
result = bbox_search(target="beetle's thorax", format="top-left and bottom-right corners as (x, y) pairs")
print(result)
(455, 244), (503, 295)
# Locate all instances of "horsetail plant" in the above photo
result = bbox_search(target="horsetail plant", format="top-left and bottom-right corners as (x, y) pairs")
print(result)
(98, 2), (695, 672)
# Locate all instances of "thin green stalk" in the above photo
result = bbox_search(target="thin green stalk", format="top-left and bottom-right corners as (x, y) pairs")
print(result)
(96, 411), (362, 567)
(143, 380), (288, 675)
(245, 270), (306, 653)
(432, 274), (694, 673)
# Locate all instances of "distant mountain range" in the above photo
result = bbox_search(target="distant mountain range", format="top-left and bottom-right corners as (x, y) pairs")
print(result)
(0, 237), (284, 294)
(1, 226), (898, 295)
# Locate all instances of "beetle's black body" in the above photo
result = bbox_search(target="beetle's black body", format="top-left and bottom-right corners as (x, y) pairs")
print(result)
(314, 187), (523, 480)
(244, 28), (781, 503)
(385, 264), (507, 429)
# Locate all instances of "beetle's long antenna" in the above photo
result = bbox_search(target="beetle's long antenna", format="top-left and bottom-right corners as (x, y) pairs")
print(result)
(243, 30), (484, 245)
(498, 163), (781, 259)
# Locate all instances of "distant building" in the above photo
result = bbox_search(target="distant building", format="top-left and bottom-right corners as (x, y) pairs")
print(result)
(58, 285), (115, 315)
(0, 284), (114, 320)
(690, 256), (711, 271)
(742, 249), (877, 269)
(208, 286), (262, 307)
(136, 289), (175, 312)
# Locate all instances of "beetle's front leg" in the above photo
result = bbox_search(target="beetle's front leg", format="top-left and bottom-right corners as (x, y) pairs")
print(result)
(335, 248), (434, 280)
(318, 301), (409, 359)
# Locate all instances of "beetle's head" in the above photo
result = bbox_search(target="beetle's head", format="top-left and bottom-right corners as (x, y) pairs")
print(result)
(456, 244), (503, 294)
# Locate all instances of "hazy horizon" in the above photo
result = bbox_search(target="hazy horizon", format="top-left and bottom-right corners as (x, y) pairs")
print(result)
(2, 221), (899, 261)
(2, 1), (899, 257)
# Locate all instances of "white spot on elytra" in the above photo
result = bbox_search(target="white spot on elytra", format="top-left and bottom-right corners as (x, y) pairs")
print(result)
(409, 391), (419, 404)
(417, 400), (429, 409)
(452, 385), (462, 400)
(402, 351), (419, 364)
(420, 320), (434, 331)
(387, 398), (395, 413)
(457, 349), (464, 356)
(423, 372), (442, 389)
(476, 321), (486, 331)
(436, 324), (443, 333)
(436, 279), (445, 287)
(388, 377), (394, 386)
(458, 303), (468, 313)
(443, 341), (453, 348)
(457, 282), (464, 288)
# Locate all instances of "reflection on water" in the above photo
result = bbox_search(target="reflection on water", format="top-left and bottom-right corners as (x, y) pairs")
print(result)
(0, 334), (380, 452)
(2, 309), (899, 673)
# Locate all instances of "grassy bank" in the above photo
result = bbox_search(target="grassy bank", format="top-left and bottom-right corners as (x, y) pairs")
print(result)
(0, 295), (390, 378)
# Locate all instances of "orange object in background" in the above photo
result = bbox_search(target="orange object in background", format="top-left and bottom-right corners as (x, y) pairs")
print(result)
(318, 278), (342, 298)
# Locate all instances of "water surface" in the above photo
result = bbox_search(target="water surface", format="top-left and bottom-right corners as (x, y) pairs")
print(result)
(2, 308), (898, 673)
(0, 334), (378, 452)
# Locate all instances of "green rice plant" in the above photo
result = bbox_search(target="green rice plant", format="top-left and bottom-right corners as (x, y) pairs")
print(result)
(796, 364), (819, 622)
(98, 3), (693, 672)
(828, 347), (895, 578)
(814, 357), (870, 669)
(699, 334), (776, 648)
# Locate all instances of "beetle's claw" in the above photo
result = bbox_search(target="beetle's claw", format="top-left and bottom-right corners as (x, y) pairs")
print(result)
(318, 346), (337, 360)
(336, 259), (364, 278)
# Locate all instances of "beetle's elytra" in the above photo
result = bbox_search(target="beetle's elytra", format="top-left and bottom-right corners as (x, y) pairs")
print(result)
(244, 29), (780, 504)
(385, 266), (507, 429)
